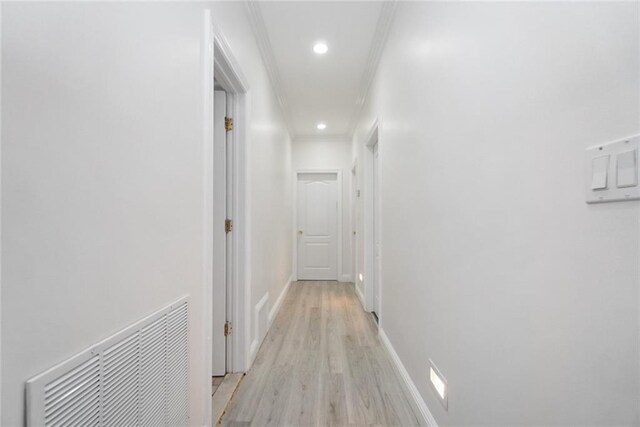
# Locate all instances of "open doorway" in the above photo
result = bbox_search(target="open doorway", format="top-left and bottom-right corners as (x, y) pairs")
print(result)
(372, 142), (381, 321)
(203, 15), (251, 424)
(212, 82), (234, 376)
(203, 13), (253, 424)
(351, 162), (358, 288)
(363, 120), (381, 324)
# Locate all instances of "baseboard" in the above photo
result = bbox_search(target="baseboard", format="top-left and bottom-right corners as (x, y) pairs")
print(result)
(249, 293), (269, 366)
(355, 283), (366, 310)
(339, 273), (352, 282)
(248, 338), (259, 366)
(378, 328), (439, 427)
(269, 273), (293, 326)
(248, 274), (293, 367)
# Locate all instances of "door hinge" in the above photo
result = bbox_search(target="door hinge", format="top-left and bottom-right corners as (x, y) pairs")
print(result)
(225, 219), (233, 234)
(224, 321), (232, 337)
(225, 117), (233, 132)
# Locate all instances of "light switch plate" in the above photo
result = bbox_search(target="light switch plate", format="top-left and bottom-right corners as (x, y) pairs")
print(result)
(586, 135), (640, 203)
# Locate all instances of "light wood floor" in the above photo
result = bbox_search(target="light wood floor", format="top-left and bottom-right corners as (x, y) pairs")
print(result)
(221, 281), (423, 427)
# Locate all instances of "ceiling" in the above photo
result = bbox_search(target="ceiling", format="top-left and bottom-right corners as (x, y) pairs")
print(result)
(249, 1), (395, 140)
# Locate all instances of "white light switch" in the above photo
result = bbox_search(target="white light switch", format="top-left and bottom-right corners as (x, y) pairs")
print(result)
(616, 149), (637, 188)
(591, 155), (609, 190)
(585, 135), (640, 203)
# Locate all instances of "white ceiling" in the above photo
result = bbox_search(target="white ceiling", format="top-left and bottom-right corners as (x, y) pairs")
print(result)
(251, 1), (392, 140)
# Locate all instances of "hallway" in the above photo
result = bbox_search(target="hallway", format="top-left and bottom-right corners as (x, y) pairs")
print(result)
(221, 282), (422, 426)
(2, 2), (639, 426)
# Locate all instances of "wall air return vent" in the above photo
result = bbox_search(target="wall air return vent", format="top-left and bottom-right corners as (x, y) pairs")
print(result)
(26, 297), (189, 427)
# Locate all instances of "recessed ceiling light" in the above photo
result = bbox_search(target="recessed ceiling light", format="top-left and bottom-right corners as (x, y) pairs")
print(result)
(313, 42), (328, 55)
(317, 123), (327, 130)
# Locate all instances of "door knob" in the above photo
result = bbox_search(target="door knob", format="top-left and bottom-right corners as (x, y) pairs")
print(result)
(298, 230), (303, 235)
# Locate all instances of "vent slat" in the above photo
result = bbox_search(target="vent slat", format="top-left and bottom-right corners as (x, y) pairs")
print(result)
(167, 399), (188, 426)
(103, 339), (138, 365)
(140, 350), (165, 377)
(140, 392), (166, 426)
(142, 407), (165, 427)
(167, 325), (187, 342)
(102, 329), (140, 427)
(46, 390), (100, 427)
(44, 357), (100, 396)
(44, 370), (100, 412)
(103, 350), (139, 379)
(141, 319), (165, 338)
(44, 357), (100, 392)
(103, 378), (138, 408)
(54, 402), (100, 427)
(166, 380), (187, 405)
(103, 395), (138, 427)
(167, 310), (187, 325)
(103, 385), (138, 413)
(103, 333), (138, 358)
(103, 371), (138, 407)
(44, 375), (100, 419)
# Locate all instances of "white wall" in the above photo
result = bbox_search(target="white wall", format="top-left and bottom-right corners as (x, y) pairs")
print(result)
(1, 2), (292, 426)
(210, 2), (293, 362)
(353, 2), (640, 426)
(293, 137), (353, 282)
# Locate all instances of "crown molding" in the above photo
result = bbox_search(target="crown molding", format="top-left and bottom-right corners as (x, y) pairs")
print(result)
(346, 0), (397, 139)
(245, 1), (296, 140)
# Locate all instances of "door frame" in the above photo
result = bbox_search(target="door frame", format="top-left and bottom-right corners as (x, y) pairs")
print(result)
(351, 160), (358, 287)
(293, 169), (343, 281)
(363, 119), (381, 321)
(203, 10), (250, 426)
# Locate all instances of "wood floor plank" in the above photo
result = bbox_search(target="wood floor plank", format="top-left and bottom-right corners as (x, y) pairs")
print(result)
(221, 282), (423, 426)
(317, 373), (348, 427)
(212, 373), (245, 425)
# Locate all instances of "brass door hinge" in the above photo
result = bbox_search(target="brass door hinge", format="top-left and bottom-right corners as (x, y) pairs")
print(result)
(224, 321), (232, 337)
(225, 219), (233, 234)
(225, 117), (233, 132)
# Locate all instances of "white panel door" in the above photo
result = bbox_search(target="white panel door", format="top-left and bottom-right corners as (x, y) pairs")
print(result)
(212, 90), (227, 375)
(297, 173), (338, 280)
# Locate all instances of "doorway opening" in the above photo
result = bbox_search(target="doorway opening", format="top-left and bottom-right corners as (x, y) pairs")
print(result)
(210, 42), (249, 375)
(372, 142), (381, 320)
(212, 82), (234, 376)
(351, 161), (358, 287)
(295, 171), (342, 281)
(363, 120), (381, 324)
(203, 14), (251, 425)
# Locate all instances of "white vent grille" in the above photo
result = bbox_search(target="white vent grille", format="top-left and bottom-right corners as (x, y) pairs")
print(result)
(26, 297), (189, 427)
(44, 356), (101, 427)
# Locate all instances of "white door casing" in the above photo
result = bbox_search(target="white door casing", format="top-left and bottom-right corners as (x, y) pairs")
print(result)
(372, 143), (381, 316)
(362, 119), (380, 314)
(297, 173), (339, 280)
(205, 13), (251, 426)
(212, 90), (227, 376)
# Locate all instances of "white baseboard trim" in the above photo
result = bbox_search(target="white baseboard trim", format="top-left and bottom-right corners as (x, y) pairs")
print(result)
(355, 283), (366, 310)
(339, 273), (352, 282)
(269, 273), (293, 326)
(378, 328), (439, 427)
(248, 274), (293, 366)
(249, 292), (269, 366)
(248, 338), (259, 365)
